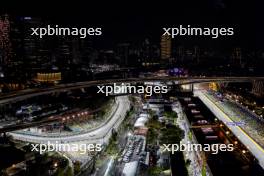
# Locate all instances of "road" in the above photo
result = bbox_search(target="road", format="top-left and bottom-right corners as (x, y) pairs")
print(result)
(0, 76), (263, 105)
(195, 90), (264, 169)
(0, 104), (113, 133)
(9, 96), (130, 144)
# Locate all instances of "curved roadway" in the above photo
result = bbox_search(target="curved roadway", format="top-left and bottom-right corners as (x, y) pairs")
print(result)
(9, 96), (130, 144)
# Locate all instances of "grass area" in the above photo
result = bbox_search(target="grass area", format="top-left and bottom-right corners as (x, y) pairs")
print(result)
(146, 112), (183, 145)
(148, 118), (162, 129)
(56, 166), (73, 176)
(119, 104), (135, 132)
(105, 132), (118, 155)
(146, 109), (185, 175)
(73, 161), (81, 175)
(159, 126), (184, 145)
(96, 98), (114, 119)
(94, 132), (119, 173)
(103, 99), (136, 156)
(147, 166), (163, 176)
(129, 96), (137, 104)
(164, 111), (178, 119)
(92, 96), (143, 175)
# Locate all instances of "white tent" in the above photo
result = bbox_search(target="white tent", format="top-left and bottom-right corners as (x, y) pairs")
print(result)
(122, 161), (138, 176)
(134, 116), (149, 127)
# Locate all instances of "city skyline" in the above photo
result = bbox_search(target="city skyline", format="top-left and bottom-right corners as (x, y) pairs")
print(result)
(0, 1), (264, 176)
(0, 1), (262, 49)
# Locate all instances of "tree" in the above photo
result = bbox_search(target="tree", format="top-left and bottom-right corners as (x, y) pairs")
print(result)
(74, 161), (81, 174)
(56, 168), (64, 176)
(147, 166), (163, 176)
(159, 126), (184, 145)
(65, 166), (73, 176)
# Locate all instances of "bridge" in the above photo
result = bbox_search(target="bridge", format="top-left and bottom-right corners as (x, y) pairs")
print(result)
(0, 76), (262, 133)
(0, 76), (263, 105)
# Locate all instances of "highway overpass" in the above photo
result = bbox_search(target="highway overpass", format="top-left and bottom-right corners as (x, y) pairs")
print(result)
(0, 76), (263, 133)
(0, 76), (263, 105)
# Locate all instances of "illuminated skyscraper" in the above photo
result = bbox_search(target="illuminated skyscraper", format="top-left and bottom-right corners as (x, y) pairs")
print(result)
(252, 80), (264, 97)
(160, 34), (171, 59)
(117, 43), (130, 66)
(0, 14), (12, 65)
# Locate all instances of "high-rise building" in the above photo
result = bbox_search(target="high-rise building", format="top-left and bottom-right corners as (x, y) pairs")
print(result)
(22, 17), (51, 68)
(7, 16), (54, 80)
(194, 46), (200, 63)
(231, 47), (242, 66)
(0, 14), (12, 65)
(56, 37), (72, 68)
(160, 34), (171, 59)
(140, 38), (160, 65)
(79, 38), (94, 64)
(116, 43), (130, 66)
(177, 46), (185, 62)
(252, 80), (264, 97)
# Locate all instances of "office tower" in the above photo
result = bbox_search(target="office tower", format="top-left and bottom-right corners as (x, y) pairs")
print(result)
(160, 34), (171, 59)
(79, 38), (94, 64)
(231, 47), (242, 66)
(56, 37), (72, 68)
(177, 46), (185, 62)
(0, 14), (12, 65)
(194, 46), (200, 63)
(252, 80), (264, 97)
(19, 16), (52, 70)
(117, 43), (130, 66)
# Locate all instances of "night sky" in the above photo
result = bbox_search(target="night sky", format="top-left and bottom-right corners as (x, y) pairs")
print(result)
(0, 0), (263, 50)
